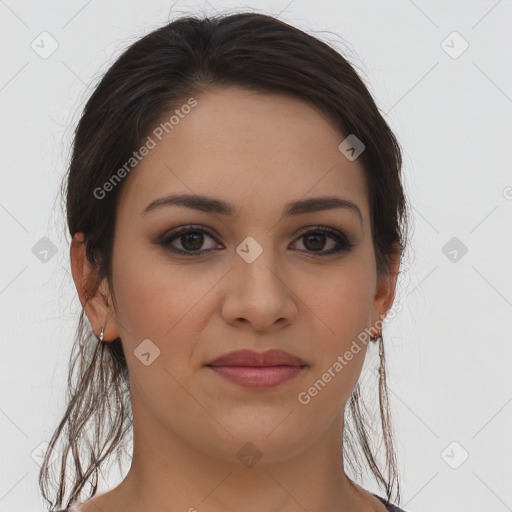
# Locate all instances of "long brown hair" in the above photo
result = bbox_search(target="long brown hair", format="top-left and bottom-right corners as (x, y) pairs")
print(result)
(39, 11), (409, 510)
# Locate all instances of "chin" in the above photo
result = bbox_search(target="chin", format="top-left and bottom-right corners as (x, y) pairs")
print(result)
(199, 417), (316, 466)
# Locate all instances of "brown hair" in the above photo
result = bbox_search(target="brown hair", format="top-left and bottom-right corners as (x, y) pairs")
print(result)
(39, 11), (409, 510)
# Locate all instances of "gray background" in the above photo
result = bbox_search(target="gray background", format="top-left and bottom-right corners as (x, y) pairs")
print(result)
(1, 0), (511, 511)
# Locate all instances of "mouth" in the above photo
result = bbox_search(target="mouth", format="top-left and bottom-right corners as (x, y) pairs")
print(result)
(205, 365), (306, 389)
(205, 349), (307, 389)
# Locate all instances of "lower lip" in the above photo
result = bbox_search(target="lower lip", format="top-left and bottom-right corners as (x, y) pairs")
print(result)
(206, 365), (305, 389)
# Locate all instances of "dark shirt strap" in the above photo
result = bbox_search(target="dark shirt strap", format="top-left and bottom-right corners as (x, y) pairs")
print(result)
(373, 493), (408, 511)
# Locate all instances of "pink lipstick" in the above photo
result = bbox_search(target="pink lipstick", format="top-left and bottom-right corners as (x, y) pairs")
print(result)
(205, 349), (306, 389)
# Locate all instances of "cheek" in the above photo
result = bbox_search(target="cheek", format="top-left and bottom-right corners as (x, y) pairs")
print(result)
(298, 260), (374, 403)
(110, 243), (208, 355)
(308, 257), (374, 341)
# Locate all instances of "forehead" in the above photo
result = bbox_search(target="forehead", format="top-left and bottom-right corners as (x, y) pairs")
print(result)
(117, 86), (370, 223)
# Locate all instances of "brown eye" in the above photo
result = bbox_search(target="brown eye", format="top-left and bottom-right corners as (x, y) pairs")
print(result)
(158, 225), (353, 257)
(303, 232), (327, 251)
(291, 227), (354, 256)
(159, 226), (220, 256)
(178, 231), (205, 251)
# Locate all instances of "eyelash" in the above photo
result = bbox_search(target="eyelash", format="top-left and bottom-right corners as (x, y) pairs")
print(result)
(158, 224), (354, 257)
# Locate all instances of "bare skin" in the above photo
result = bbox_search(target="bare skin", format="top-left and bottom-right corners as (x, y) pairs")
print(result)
(70, 86), (399, 512)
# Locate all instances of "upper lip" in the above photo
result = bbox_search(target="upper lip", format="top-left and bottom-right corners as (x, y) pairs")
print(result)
(206, 349), (306, 367)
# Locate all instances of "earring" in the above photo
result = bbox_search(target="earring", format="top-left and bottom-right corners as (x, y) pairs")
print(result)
(98, 326), (104, 343)
(377, 333), (385, 376)
(370, 331), (382, 343)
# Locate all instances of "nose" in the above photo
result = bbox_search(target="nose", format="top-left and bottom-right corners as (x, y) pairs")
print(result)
(220, 244), (298, 332)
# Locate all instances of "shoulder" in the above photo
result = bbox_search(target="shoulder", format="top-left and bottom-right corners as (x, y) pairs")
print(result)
(54, 492), (114, 512)
(372, 493), (408, 512)
(386, 505), (408, 512)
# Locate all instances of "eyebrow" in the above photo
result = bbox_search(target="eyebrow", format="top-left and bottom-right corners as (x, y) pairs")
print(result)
(141, 193), (363, 225)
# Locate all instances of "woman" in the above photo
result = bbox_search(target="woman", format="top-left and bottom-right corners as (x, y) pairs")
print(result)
(41, 11), (410, 512)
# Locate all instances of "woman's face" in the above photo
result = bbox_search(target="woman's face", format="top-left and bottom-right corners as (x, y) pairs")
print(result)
(83, 86), (396, 464)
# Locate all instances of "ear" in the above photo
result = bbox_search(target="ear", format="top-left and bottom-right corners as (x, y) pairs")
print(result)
(370, 243), (401, 337)
(70, 232), (120, 342)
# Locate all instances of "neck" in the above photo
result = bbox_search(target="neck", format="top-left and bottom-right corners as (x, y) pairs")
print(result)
(103, 395), (381, 512)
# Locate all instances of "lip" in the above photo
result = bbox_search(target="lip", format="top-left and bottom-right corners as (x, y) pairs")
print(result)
(205, 349), (307, 389)
(206, 349), (306, 367)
